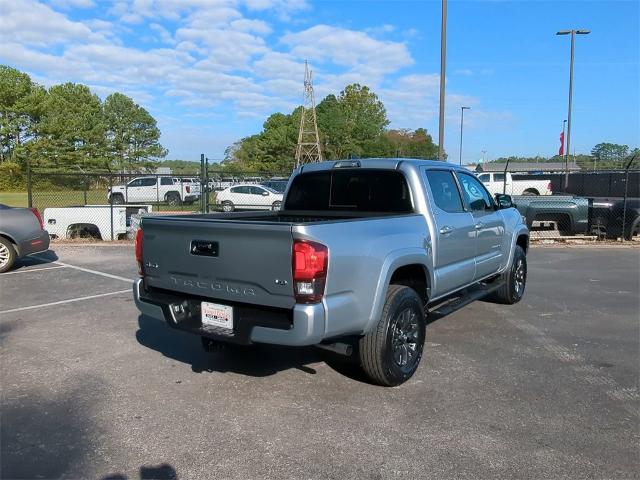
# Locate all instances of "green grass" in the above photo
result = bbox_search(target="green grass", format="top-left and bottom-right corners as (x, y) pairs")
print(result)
(0, 190), (204, 212)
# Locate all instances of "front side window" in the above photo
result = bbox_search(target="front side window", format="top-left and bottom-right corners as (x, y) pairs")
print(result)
(250, 186), (266, 195)
(457, 173), (493, 211)
(140, 178), (157, 187)
(424, 170), (465, 213)
(128, 179), (142, 187)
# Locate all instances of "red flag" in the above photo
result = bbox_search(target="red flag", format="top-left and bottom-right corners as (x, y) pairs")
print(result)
(559, 131), (565, 156)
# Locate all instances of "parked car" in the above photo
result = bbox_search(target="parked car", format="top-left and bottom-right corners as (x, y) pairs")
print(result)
(513, 195), (590, 235)
(478, 172), (552, 196)
(589, 198), (640, 240)
(215, 184), (283, 211)
(133, 159), (529, 386)
(107, 176), (199, 206)
(44, 205), (153, 240)
(0, 204), (50, 273)
(260, 180), (288, 193)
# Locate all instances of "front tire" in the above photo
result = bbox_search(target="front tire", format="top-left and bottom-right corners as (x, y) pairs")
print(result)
(486, 245), (527, 304)
(221, 201), (234, 212)
(272, 201), (282, 211)
(0, 237), (18, 273)
(522, 189), (539, 196)
(359, 285), (426, 386)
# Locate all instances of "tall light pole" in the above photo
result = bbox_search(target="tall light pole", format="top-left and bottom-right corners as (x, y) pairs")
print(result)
(557, 29), (590, 191)
(437, 0), (447, 161)
(459, 106), (470, 165)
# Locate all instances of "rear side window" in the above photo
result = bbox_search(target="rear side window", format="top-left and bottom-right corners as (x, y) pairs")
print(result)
(494, 173), (505, 182)
(424, 170), (464, 213)
(160, 177), (173, 186)
(285, 169), (413, 213)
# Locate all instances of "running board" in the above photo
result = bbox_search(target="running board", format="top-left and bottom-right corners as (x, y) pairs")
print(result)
(428, 281), (504, 320)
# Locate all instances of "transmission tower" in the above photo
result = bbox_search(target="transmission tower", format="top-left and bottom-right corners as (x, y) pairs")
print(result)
(295, 61), (322, 167)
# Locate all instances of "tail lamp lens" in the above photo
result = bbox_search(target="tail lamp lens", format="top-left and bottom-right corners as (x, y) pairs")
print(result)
(135, 228), (144, 276)
(30, 208), (44, 230)
(292, 240), (328, 303)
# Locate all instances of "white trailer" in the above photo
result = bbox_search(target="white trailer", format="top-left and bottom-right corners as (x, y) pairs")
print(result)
(43, 205), (153, 240)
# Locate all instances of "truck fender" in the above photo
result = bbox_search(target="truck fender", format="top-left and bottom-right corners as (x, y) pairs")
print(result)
(364, 248), (433, 335)
(501, 225), (529, 273)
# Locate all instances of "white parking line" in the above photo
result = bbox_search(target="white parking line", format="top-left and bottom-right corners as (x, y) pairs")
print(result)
(3, 266), (68, 275)
(32, 256), (132, 283)
(0, 289), (131, 315)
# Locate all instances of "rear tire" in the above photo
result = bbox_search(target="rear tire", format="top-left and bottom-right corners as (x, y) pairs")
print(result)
(272, 201), (282, 211)
(486, 246), (527, 304)
(0, 237), (17, 273)
(522, 189), (539, 196)
(359, 285), (426, 387)
(110, 194), (125, 205)
(166, 192), (181, 206)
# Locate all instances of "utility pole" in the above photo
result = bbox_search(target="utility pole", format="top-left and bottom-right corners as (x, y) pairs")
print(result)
(437, 0), (447, 161)
(459, 106), (470, 165)
(295, 61), (322, 167)
(557, 29), (590, 190)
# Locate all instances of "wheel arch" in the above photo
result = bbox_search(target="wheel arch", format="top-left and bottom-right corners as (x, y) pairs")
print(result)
(365, 249), (433, 335)
(0, 232), (20, 255)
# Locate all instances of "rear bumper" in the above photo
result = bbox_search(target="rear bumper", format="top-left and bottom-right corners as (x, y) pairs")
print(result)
(17, 230), (50, 257)
(133, 278), (325, 346)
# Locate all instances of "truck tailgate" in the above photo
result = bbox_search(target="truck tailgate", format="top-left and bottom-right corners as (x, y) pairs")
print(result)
(141, 217), (296, 309)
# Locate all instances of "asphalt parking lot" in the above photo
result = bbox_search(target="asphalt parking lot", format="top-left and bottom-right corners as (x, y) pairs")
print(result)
(1, 244), (638, 479)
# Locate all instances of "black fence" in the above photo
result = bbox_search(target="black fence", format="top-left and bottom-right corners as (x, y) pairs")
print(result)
(22, 167), (640, 242)
(25, 170), (290, 240)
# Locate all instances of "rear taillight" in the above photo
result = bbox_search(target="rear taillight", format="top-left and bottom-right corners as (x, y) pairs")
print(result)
(135, 228), (144, 276)
(292, 240), (328, 303)
(30, 208), (44, 230)
(186, 185), (191, 193)
(547, 182), (552, 192)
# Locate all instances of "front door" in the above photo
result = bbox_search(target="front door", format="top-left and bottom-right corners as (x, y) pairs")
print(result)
(456, 172), (505, 279)
(423, 169), (476, 297)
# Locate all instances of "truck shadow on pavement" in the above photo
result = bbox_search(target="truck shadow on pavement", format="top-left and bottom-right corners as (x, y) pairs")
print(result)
(136, 315), (323, 377)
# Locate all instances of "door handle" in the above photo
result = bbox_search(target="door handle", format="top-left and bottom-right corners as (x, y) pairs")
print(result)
(475, 222), (484, 230)
(439, 225), (454, 235)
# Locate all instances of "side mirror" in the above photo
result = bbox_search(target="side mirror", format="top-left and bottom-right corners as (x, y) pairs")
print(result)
(262, 191), (269, 196)
(495, 193), (513, 209)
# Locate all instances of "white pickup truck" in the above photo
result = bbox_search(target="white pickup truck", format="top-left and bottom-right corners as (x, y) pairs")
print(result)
(477, 172), (552, 196)
(44, 205), (153, 240)
(107, 176), (200, 206)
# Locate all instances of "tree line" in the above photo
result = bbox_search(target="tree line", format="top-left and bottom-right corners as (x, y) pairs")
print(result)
(224, 84), (440, 172)
(489, 143), (638, 171)
(0, 65), (167, 176)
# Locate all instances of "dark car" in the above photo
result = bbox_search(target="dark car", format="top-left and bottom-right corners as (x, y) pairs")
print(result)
(0, 204), (50, 273)
(590, 198), (640, 240)
(260, 180), (288, 193)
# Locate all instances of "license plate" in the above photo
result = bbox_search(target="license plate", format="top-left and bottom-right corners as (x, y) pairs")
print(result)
(201, 302), (233, 330)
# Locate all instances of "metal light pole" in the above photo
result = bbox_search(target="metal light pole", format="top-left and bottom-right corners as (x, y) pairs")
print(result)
(437, 0), (447, 161)
(561, 119), (567, 157)
(459, 106), (470, 165)
(557, 29), (590, 191)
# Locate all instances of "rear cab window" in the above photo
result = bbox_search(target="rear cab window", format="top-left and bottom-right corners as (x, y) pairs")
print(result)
(424, 170), (465, 213)
(285, 169), (413, 213)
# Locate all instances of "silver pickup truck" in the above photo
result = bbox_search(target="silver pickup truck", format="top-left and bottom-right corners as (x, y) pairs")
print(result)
(134, 159), (529, 386)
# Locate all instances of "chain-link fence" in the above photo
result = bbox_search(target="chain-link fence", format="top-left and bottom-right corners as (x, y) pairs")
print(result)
(24, 170), (290, 240)
(473, 166), (639, 240)
(18, 164), (640, 242)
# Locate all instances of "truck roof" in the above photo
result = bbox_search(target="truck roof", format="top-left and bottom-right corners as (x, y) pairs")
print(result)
(296, 158), (466, 174)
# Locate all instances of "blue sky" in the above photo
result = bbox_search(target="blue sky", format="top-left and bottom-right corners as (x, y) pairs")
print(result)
(1, 0), (638, 164)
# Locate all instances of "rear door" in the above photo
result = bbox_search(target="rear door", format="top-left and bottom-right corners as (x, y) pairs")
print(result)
(141, 217), (296, 308)
(423, 169), (476, 296)
(456, 172), (505, 279)
(136, 177), (158, 202)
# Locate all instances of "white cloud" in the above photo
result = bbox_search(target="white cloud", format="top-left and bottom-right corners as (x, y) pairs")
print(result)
(49, 0), (95, 8)
(0, 0), (104, 46)
(282, 25), (413, 75)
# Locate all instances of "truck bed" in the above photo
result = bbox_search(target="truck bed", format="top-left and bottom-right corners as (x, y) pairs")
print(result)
(154, 209), (410, 225)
